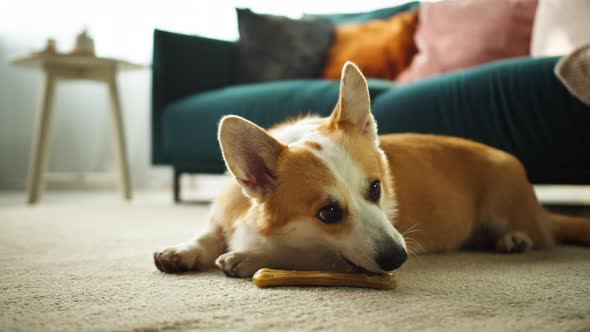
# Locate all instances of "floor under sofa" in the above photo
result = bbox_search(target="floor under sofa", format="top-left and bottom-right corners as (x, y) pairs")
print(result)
(1, 187), (589, 331)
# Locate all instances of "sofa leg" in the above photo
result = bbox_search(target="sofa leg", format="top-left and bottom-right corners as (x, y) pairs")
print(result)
(173, 169), (181, 203)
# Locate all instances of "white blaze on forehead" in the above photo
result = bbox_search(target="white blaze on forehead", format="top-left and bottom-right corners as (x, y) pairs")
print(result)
(273, 118), (366, 192)
(304, 134), (366, 193)
(269, 116), (324, 145)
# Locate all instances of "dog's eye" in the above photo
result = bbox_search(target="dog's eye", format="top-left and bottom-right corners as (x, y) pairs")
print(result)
(317, 204), (343, 224)
(368, 180), (381, 203)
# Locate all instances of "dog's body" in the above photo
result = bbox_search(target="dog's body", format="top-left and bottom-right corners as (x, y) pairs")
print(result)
(154, 63), (590, 277)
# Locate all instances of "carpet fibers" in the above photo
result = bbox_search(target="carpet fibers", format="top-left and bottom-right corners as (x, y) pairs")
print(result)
(1, 192), (589, 331)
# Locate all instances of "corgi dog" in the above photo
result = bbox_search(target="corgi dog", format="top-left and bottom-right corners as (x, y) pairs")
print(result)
(154, 62), (590, 277)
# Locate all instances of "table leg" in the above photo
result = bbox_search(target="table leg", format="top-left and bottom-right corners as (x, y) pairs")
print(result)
(27, 72), (57, 204)
(107, 71), (132, 200)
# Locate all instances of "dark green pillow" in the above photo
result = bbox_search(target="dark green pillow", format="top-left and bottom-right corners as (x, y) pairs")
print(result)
(236, 8), (334, 83)
(304, 2), (420, 25)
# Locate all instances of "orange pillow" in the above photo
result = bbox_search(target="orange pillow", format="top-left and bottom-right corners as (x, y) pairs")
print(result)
(322, 11), (419, 80)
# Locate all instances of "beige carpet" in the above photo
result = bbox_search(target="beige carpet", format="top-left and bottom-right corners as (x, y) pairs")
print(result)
(1, 191), (589, 331)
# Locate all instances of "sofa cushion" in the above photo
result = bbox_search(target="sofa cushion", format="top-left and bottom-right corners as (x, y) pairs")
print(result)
(305, 2), (420, 25)
(397, 0), (538, 84)
(322, 10), (418, 80)
(162, 79), (396, 170)
(236, 8), (334, 83)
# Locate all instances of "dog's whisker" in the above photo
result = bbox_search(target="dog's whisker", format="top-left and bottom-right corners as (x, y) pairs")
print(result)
(404, 223), (418, 233)
(405, 238), (424, 249)
(402, 223), (422, 235)
(407, 241), (425, 255)
(402, 226), (423, 237)
(403, 234), (425, 266)
(403, 229), (422, 236)
(403, 246), (423, 266)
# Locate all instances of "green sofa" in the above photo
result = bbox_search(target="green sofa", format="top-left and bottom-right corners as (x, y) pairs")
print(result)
(152, 18), (590, 202)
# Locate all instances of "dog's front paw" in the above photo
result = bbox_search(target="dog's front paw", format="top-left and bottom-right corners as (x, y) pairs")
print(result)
(496, 231), (533, 254)
(153, 243), (201, 273)
(215, 252), (261, 278)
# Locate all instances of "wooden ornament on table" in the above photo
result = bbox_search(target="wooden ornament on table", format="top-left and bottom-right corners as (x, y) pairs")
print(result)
(33, 38), (58, 56)
(70, 29), (95, 56)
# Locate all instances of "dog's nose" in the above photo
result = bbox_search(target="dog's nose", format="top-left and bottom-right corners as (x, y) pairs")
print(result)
(376, 246), (407, 271)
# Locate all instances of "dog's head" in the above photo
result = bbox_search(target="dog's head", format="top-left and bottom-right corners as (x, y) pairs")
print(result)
(218, 63), (406, 273)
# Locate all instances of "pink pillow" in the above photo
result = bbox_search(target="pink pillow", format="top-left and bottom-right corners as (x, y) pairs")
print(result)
(397, 0), (538, 84)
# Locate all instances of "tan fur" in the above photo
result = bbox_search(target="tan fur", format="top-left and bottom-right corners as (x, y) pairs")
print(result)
(551, 213), (590, 245)
(215, 181), (251, 238)
(379, 134), (558, 253)
(304, 141), (323, 151)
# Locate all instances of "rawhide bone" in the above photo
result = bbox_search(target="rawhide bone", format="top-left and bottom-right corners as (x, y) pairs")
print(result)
(252, 268), (397, 290)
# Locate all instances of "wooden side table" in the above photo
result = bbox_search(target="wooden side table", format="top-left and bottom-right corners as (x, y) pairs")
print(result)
(12, 54), (145, 204)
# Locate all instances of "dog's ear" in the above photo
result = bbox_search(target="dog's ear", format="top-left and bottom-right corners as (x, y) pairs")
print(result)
(218, 115), (286, 200)
(330, 62), (377, 141)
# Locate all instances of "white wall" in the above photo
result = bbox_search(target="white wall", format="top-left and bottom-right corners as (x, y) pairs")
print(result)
(0, 0), (416, 189)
